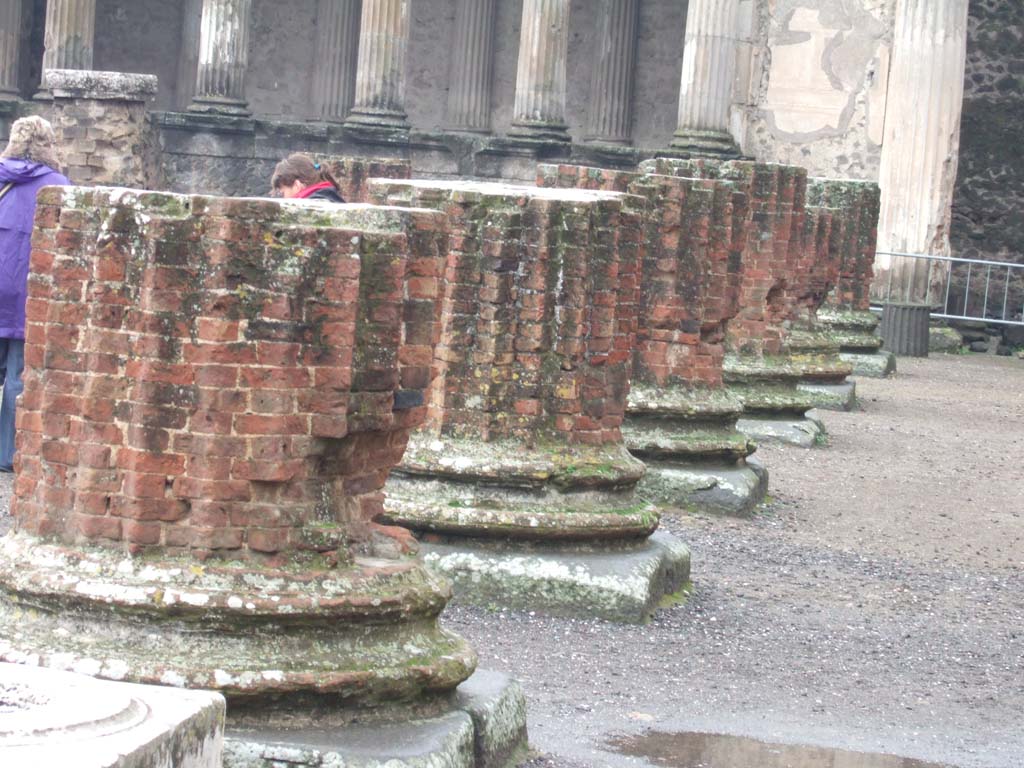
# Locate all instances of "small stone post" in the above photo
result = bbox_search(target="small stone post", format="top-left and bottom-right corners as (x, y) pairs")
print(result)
(446, 0), (497, 132)
(670, 0), (741, 157)
(0, 0), (22, 100)
(344, 0), (411, 134)
(311, 0), (362, 121)
(189, 0), (253, 115)
(42, 70), (160, 188)
(509, 0), (571, 143)
(584, 0), (639, 145)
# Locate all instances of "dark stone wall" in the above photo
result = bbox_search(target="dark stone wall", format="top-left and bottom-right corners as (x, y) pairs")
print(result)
(951, 0), (1024, 262)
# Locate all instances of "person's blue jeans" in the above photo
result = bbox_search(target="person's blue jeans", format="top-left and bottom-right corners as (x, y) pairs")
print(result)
(0, 338), (25, 471)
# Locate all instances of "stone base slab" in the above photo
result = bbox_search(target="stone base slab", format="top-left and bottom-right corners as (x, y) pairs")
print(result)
(840, 351), (897, 378)
(637, 453), (769, 517)
(224, 670), (527, 768)
(797, 380), (857, 411)
(416, 530), (690, 624)
(737, 410), (827, 449)
(0, 662), (224, 767)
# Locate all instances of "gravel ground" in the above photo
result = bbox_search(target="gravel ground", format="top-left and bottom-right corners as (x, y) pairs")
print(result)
(447, 354), (1024, 768)
(1, 354), (1021, 767)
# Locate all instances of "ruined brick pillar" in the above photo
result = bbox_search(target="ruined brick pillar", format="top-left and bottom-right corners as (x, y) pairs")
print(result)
(189, 0), (252, 116)
(815, 180), (893, 377)
(447, 0), (497, 133)
(539, 162), (767, 515)
(311, 0), (362, 121)
(0, 0), (21, 100)
(584, 0), (640, 145)
(510, 0), (571, 144)
(0, 186), (476, 712)
(42, 70), (160, 188)
(41, 0), (96, 72)
(640, 158), (837, 447)
(368, 178), (689, 622)
(345, 0), (411, 135)
(669, 0), (741, 157)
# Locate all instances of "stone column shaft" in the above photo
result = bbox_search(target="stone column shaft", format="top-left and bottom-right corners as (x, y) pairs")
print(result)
(312, 0), (362, 120)
(42, 0), (96, 72)
(190, 0), (252, 115)
(345, 0), (410, 131)
(176, 0), (203, 109)
(585, 0), (639, 144)
(876, 0), (969, 304)
(511, 0), (571, 142)
(0, 0), (22, 98)
(446, 0), (497, 132)
(670, 0), (740, 156)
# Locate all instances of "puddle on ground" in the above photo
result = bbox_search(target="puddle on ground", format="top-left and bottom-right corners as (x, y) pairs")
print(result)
(608, 731), (952, 768)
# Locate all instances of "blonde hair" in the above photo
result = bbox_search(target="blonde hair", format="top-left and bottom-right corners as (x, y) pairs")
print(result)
(2, 116), (61, 169)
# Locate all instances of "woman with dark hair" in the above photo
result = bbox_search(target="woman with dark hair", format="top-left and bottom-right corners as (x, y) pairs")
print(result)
(0, 116), (70, 473)
(271, 153), (345, 202)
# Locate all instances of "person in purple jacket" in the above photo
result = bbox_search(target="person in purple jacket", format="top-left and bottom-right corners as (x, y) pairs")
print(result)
(0, 116), (70, 472)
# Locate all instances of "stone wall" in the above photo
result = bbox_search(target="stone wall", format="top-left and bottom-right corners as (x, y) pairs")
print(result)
(737, 0), (895, 180)
(950, 0), (1024, 262)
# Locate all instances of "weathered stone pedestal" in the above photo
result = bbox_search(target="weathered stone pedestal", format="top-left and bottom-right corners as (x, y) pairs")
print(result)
(370, 179), (690, 621)
(0, 663), (224, 767)
(818, 309), (895, 377)
(0, 187), (525, 767)
(537, 162), (769, 515)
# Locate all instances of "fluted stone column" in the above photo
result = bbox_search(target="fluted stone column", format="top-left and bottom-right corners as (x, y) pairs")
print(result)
(0, 0), (22, 99)
(875, 0), (969, 305)
(510, 0), (571, 143)
(344, 0), (410, 133)
(670, 0), (741, 157)
(584, 0), (639, 145)
(189, 0), (252, 116)
(175, 0), (203, 109)
(446, 0), (497, 132)
(42, 0), (96, 72)
(312, 0), (362, 121)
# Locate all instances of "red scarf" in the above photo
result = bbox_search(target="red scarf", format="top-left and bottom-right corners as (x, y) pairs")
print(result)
(296, 181), (334, 199)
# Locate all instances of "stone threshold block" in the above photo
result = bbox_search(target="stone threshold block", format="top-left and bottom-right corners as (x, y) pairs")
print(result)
(225, 670), (527, 768)
(625, 385), (768, 517)
(818, 308), (897, 378)
(0, 662), (224, 767)
(416, 531), (690, 624)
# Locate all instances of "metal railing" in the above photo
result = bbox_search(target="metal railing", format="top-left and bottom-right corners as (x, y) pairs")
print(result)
(871, 251), (1024, 327)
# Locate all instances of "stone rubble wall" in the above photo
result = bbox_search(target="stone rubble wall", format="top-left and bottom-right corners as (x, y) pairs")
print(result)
(12, 186), (445, 559)
(950, 0), (1024, 263)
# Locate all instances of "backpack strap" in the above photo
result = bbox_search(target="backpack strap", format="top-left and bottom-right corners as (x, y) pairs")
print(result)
(0, 182), (13, 202)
